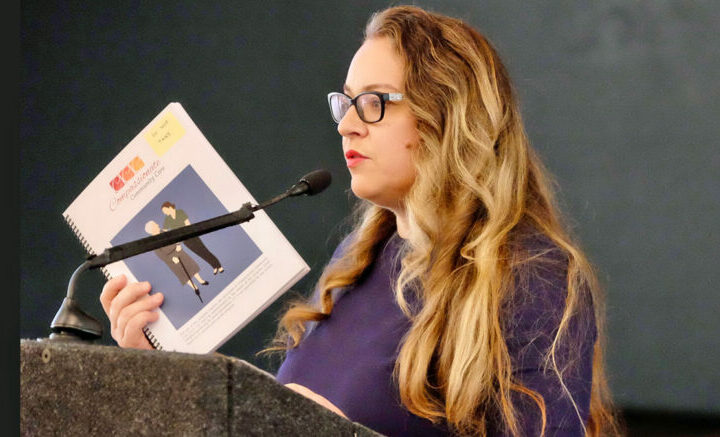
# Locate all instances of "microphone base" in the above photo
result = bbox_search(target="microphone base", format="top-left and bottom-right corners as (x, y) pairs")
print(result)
(49, 297), (103, 342)
(47, 331), (95, 343)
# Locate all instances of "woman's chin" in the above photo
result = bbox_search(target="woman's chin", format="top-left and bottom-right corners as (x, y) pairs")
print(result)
(351, 189), (396, 212)
(350, 184), (371, 202)
(350, 182), (380, 204)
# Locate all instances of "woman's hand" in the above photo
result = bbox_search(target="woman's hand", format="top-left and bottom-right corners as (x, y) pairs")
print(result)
(284, 383), (347, 419)
(99, 274), (163, 350)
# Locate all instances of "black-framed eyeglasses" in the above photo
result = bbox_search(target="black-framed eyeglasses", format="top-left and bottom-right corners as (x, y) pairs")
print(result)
(327, 91), (404, 124)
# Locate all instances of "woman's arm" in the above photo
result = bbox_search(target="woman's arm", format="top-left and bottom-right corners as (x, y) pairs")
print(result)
(502, 258), (596, 436)
(284, 383), (348, 418)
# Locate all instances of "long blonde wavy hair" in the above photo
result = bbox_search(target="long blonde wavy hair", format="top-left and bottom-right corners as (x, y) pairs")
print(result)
(270, 5), (620, 436)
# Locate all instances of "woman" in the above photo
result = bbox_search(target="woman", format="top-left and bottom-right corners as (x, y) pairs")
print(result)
(100, 5), (619, 436)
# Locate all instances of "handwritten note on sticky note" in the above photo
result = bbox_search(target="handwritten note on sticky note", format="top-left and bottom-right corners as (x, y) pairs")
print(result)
(144, 112), (186, 156)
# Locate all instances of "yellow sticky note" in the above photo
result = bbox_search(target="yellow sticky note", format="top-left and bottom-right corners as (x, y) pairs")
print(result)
(144, 112), (186, 157)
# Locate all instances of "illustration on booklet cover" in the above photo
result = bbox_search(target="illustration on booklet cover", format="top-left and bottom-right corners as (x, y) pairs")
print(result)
(111, 164), (262, 329)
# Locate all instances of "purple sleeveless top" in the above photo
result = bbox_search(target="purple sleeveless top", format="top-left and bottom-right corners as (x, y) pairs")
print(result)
(276, 233), (595, 436)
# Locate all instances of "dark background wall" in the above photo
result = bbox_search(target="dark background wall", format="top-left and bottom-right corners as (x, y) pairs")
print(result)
(20, 0), (720, 431)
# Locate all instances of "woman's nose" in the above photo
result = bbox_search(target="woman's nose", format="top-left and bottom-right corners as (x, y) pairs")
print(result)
(337, 105), (368, 137)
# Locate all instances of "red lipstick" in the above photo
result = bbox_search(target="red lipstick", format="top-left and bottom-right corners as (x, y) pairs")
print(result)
(344, 149), (368, 168)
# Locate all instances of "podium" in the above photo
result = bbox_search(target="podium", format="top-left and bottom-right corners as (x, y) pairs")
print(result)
(20, 339), (383, 436)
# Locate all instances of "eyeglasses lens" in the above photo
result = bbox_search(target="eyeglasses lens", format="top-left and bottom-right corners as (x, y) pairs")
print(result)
(329, 93), (383, 123)
(330, 94), (350, 123)
(356, 94), (382, 123)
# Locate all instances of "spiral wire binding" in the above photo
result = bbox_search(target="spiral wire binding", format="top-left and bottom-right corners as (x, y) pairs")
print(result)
(63, 213), (163, 350)
(143, 327), (164, 350)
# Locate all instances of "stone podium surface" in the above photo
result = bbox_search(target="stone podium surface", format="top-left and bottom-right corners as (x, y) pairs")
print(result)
(20, 339), (383, 436)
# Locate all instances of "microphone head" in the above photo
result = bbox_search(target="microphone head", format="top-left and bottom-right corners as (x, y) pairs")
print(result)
(297, 169), (332, 196)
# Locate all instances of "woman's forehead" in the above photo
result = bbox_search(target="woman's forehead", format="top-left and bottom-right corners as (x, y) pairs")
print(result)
(344, 37), (405, 93)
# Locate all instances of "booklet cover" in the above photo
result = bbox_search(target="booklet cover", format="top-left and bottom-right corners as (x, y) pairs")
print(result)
(63, 102), (310, 353)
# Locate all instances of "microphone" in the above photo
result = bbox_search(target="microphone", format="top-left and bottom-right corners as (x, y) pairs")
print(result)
(48, 169), (332, 342)
(287, 169), (333, 196)
(86, 169), (332, 270)
(255, 169), (332, 210)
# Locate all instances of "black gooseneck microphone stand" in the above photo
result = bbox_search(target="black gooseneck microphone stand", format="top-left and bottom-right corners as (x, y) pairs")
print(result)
(48, 169), (331, 342)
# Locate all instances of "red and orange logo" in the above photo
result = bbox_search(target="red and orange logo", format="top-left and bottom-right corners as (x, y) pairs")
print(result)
(109, 156), (145, 192)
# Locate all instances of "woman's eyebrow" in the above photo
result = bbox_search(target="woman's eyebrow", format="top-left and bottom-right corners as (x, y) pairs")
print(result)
(343, 83), (402, 94)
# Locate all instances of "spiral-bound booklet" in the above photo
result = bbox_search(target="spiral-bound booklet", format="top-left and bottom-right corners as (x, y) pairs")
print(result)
(62, 102), (310, 353)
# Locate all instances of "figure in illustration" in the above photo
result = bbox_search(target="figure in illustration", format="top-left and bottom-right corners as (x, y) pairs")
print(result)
(144, 220), (208, 303)
(160, 201), (225, 275)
